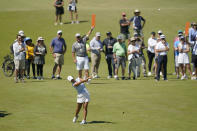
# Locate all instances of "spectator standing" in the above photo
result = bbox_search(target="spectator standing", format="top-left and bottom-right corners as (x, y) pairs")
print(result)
(72, 27), (94, 79)
(50, 30), (67, 79)
(191, 35), (197, 79)
(68, 0), (79, 24)
(13, 35), (26, 83)
(178, 36), (193, 80)
(130, 9), (145, 37)
(155, 35), (169, 81)
(103, 32), (117, 79)
(127, 37), (140, 80)
(173, 31), (183, 79)
(147, 32), (157, 76)
(134, 34), (147, 77)
(25, 37), (36, 79)
(113, 35), (127, 80)
(119, 12), (130, 41)
(90, 32), (103, 78)
(54, 0), (64, 25)
(34, 37), (47, 80)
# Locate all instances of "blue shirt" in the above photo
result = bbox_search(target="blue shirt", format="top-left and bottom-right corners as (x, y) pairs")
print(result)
(51, 37), (66, 53)
(174, 40), (180, 56)
(130, 16), (145, 30)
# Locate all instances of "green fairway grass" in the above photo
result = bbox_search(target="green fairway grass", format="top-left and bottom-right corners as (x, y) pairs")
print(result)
(0, 0), (197, 130)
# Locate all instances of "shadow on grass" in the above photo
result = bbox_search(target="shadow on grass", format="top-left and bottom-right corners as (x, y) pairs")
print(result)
(87, 121), (114, 124)
(64, 20), (89, 24)
(0, 111), (11, 118)
(90, 82), (109, 84)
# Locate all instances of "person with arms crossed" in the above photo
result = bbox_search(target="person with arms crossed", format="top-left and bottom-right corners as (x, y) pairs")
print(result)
(54, 0), (64, 25)
(68, 0), (79, 24)
(119, 12), (130, 41)
(113, 35), (127, 80)
(190, 35), (197, 79)
(50, 30), (67, 79)
(13, 35), (26, 83)
(72, 27), (94, 79)
(155, 35), (169, 81)
(103, 32), (117, 79)
(67, 75), (92, 124)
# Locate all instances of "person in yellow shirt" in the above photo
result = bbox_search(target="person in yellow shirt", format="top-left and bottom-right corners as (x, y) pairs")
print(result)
(25, 37), (36, 79)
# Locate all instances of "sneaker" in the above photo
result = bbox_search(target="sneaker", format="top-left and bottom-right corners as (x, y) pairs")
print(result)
(148, 72), (151, 76)
(26, 75), (30, 79)
(73, 116), (78, 123)
(184, 75), (188, 79)
(54, 22), (58, 26)
(133, 76), (136, 80)
(57, 76), (62, 80)
(181, 76), (185, 80)
(40, 76), (44, 80)
(127, 77), (131, 80)
(121, 77), (125, 80)
(37, 76), (41, 80)
(160, 72), (163, 76)
(107, 75), (112, 79)
(192, 72), (195, 75)
(80, 120), (87, 125)
(60, 22), (63, 25)
(177, 75), (180, 79)
(191, 76), (196, 80)
(114, 75), (119, 80)
(164, 79), (168, 81)
(52, 75), (56, 79)
(71, 21), (75, 24)
(76, 21), (79, 24)
(33, 76), (37, 79)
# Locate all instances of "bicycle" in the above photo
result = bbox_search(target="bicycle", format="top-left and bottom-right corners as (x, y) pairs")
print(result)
(2, 54), (15, 77)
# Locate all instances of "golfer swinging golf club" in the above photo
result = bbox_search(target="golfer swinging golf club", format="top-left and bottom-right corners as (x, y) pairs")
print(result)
(67, 75), (92, 124)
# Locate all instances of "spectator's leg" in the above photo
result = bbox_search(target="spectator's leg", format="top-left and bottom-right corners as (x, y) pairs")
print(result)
(163, 56), (167, 80)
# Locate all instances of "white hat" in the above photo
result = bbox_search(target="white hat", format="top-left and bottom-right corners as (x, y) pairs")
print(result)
(57, 30), (62, 34)
(96, 32), (101, 37)
(18, 30), (25, 36)
(37, 37), (44, 41)
(67, 76), (74, 82)
(134, 9), (140, 13)
(180, 36), (185, 40)
(158, 30), (162, 34)
(75, 33), (81, 37)
(160, 34), (165, 39)
(117, 35), (123, 40)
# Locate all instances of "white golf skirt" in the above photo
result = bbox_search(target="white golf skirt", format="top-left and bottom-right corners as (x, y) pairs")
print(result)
(178, 53), (189, 64)
(77, 93), (90, 103)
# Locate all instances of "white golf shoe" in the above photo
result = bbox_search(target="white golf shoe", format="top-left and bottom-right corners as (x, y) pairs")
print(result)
(73, 116), (78, 123)
(148, 72), (151, 76)
(80, 120), (87, 125)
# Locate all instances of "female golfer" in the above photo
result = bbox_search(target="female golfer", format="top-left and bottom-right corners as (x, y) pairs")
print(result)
(67, 76), (91, 124)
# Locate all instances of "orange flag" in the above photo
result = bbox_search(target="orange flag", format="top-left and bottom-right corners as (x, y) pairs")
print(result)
(185, 22), (190, 36)
(91, 14), (96, 27)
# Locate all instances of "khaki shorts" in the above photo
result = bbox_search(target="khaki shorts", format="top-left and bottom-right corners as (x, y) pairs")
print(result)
(14, 59), (25, 70)
(54, 53), (64, 65)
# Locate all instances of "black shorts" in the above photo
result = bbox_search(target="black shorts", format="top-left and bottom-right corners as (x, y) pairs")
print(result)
(56, 7), (64, 15)
(193, 55), (197, 68)
(68, 5), (77, 12)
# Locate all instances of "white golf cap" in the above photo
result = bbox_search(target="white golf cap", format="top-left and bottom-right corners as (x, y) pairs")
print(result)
(134, 9), (140, 13)
(117, 35), (123, 40)
(37, 36), (44, 41)
(158, 30), (162, 34)
(180, 36), (185, 39)
(160, 34), (165, 39)
(67, 76), (74, 82)
(57, 30), (62, 34)
(18, 30), (25, 36)
(96, 32), (101, 37)
(75, 33), (81, 37)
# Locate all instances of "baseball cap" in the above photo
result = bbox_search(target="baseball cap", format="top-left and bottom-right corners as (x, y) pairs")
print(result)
(18, 30), (25, 36)
(178, 30), (183, 34)
(75, 33), (81, 37)
(134, 9), (140, 13)
(180, 36), (185, 40)
(106, 31), (112, 35)
(130, 37), (136, 42)
(57, 30), (62, 34)
(158, 30), (162, 34)
(96, 32), (101, 37)
(24, 37), (32, 42)
(160, 34), (165, 39)
(117, 35), (123, 40)
(151, 32), (156, 35)
(37, 37), (44, 41)
(67, 76), (74, 82)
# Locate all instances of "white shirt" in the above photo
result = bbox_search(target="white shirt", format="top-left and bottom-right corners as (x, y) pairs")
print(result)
(13, 41), (26, 60)
(178, 42), (189, 55)
(90, 37), (103, 55)
(155, 41), (169, 56)
(69, 0), (76, 6)
(72, 77), (89, 95)
(148, 37), (157, 53)
(128, 44), (140, 60)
